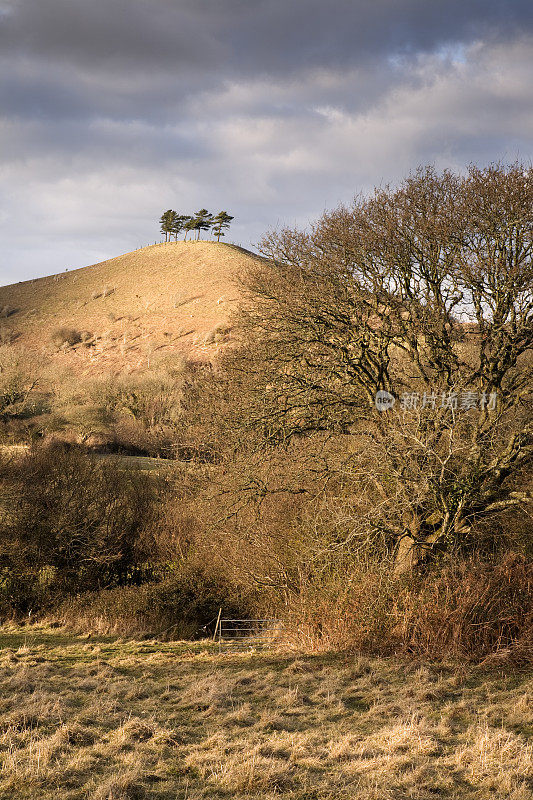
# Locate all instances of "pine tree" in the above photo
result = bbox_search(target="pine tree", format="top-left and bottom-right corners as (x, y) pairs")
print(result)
(212, 211), (234, 242)
(192, 209), (213, 240)
(183, 216), (196, 241)
(171, 214), (188, 241)
(159, 210), (176, 242)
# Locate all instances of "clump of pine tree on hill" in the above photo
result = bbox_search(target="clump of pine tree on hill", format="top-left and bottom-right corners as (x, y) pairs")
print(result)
(159, 209), (234, 242)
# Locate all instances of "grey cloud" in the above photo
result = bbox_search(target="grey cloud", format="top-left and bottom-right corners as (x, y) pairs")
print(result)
(0, 0), (223, 71)
(2, 0), (532, 78)
(2, 0), (532, 127)
(0, 1), (532, 282)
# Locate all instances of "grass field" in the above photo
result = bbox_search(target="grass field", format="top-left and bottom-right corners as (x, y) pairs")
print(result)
(0, 626), (531, 799)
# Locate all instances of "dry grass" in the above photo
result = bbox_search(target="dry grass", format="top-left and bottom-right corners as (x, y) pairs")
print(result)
(50, 326), (83, 348)
(0, 242), (257, 377)
(0, 626), (531, 799)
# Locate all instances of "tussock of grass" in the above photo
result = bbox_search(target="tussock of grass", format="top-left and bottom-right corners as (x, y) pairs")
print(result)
(0, 625), (531, 799)
(50, 326), (82, 348)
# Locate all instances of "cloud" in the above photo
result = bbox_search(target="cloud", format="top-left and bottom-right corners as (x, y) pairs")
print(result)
(0, 1), (532, 281)
(2, 0), (531, 77)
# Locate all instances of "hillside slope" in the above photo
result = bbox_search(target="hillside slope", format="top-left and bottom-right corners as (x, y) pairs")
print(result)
(0, 242), (259, 375)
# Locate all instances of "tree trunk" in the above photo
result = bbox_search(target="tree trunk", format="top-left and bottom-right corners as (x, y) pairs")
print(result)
(393, 508), (460, 577)
(393, 534), (420, 576)
(393, 510), (435, 577)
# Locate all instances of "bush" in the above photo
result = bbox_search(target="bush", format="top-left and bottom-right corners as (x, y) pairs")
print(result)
(34, 357), (199, 457)
(0, 346), (40, 419)
(280, 555), (533, 663)
(55, 565), (250, 639)
(88, 368), (189, 457)
(51, 327), (82, 348)
(0, 444), (162, 613)
(0, 305), (16, 318)
(396, 554), (533, 662)
(204, 323), (232, 345)
(0, 326), (16, 345)
(79, 330), (94, 345)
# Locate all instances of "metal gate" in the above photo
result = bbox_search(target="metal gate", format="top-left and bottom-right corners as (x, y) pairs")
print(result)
(216, 618), (283, 653)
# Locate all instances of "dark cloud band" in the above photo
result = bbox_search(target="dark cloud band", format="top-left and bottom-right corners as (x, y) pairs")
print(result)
(0, 0), (531, 282)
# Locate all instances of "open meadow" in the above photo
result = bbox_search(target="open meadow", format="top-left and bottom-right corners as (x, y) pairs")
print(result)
(0, 625), (531, 800)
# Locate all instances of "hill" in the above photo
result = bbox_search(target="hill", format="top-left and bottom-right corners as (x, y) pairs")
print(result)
(0, 242), (261, 376)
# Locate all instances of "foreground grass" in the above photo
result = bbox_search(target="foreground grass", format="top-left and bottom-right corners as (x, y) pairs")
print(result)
(0, 626), (531, 799)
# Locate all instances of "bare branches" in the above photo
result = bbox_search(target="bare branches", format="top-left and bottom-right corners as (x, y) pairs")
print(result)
(223, 163), (532, 566)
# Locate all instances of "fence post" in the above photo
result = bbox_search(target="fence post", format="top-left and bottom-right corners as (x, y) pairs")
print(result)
(212, 607), (222, 643)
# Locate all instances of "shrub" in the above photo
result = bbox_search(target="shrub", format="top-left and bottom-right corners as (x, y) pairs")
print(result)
(278, 554), (533, 663)
(0, 305), (16, 318)
(0, 444), (162, 613)
(110, 417), (174, 457)
(396, 554), (533, 662)
(204, 323), (232, 345)
(51, 327), (82, 348)
(0, 326), (16, 345)
(55, 565), (250, 639)
(52, 402), (112, 442)
(90, 369), (188, 456)
(0, 346), (40, 419)
(79, 330), (94, 346)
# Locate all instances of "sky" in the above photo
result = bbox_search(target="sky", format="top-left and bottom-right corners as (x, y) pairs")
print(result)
(1, 0), (532, 284)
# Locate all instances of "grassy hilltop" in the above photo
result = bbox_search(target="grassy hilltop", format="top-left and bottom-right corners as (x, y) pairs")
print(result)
(0, 241), (259, 376)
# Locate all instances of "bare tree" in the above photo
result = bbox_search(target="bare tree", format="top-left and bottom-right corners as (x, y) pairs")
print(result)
(224, 164), (532, 571)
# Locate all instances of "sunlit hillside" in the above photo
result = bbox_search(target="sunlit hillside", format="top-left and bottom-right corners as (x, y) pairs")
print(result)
(0, 242), (261, 375)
